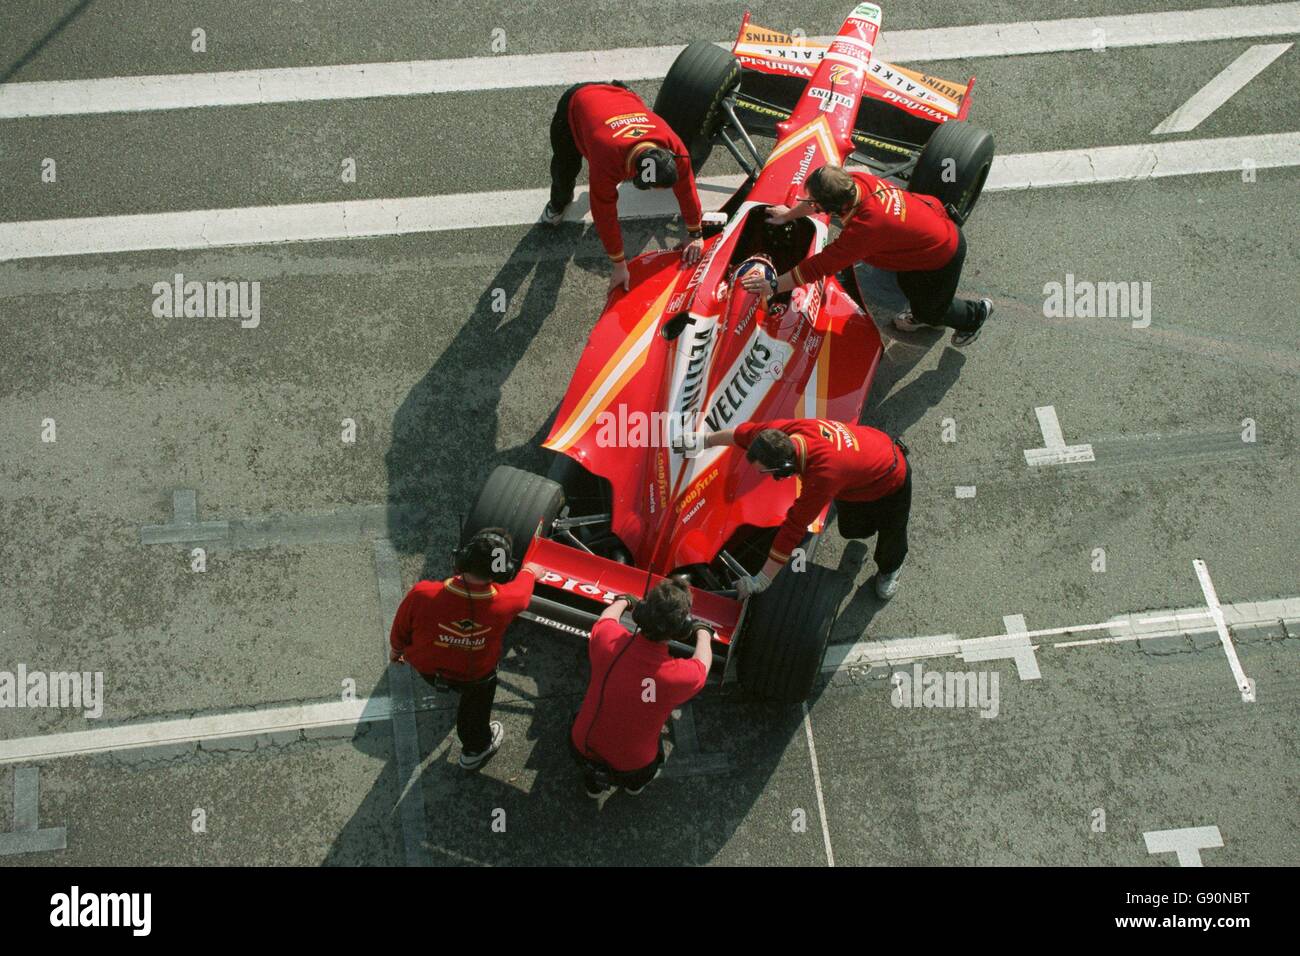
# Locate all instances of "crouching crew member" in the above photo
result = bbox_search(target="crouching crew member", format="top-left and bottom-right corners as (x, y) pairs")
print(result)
(543, 81), (705, 291)
(742, 164), (993, 347)
(570, 577), (713, 798)
(690, 418), (912, 600)
(389, 529), (537, 771)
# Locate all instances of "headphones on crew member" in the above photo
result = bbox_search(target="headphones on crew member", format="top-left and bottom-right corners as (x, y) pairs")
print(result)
(451, 528), (518, 584)
(630, 588), (695, 642)
(747, 430), (799, 481)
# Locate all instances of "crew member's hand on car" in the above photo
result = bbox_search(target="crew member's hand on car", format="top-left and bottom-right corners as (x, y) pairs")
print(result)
(736, 571), (771, 600)
(671, 430), (706, 458)
(678, 233), (704, 266)
(765, 204), (795, 225)
(609, 260), (631, 293)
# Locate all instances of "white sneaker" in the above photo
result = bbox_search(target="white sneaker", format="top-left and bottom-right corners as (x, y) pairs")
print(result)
(874, 566), (903, 600)
(893, 311), (925, 332)
(541, 201), (566, 226)
(459, 721), (504, 770)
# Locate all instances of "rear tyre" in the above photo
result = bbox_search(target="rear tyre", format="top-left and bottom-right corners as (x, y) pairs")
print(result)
(738, 564), (843, 704)
(654, 41), (742, 174)
(908, 120), (995, 224)
(463, 465), (565, 565)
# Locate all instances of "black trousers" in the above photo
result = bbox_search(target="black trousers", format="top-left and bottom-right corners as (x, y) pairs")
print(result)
(835, 466), (912, 574)
(548, 80), (630, 211)
(419, 671), (498, 754)
(896, 230), (981, 333)
(569, 733), (665, 792)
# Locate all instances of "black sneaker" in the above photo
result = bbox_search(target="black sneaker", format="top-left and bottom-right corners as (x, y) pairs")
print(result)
(951, 299), (993, 347)
(623, 765), (663, 796)
(584, 779), (607, 799)
(541, 201), (566, 226)
(458, 721), (504, 771)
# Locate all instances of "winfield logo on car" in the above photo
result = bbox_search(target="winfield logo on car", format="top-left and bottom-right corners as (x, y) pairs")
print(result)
(791, 142), (818, 185)
(737, 54), (815, 78)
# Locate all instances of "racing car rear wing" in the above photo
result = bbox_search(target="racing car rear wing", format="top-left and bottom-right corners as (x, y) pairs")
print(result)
(730, 14), (976, 172)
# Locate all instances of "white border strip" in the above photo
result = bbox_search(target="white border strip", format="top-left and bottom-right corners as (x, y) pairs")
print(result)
(2, 3), (1298, 118)
(3, 132), (1296, 262)
(1153, 43), (1293, 134)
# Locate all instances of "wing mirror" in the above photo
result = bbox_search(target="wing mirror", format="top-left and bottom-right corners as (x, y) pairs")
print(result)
(661, 312), (695, 341)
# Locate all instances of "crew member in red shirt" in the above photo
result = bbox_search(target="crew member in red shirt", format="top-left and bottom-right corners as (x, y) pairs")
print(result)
(389, 529), (538, 771)
(570, 577), (713, 798)
(742, 163), (994, 346)
(543, 81), (705, 292)
(683, 418), (912, 600)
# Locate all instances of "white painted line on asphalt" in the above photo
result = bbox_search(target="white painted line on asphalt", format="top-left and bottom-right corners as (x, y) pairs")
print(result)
(4, 131), (1297, 262)
(1144, 825), (1224, 866)
(801, 703), (834, 868)
(0, 767), (68, 856)
(0, 697), (393, 765)
(374, 538), (434, 867)
(1193, 560), (1257, 702)
(955, 485), (977, 498)
(5, 4), (1299, 118)
(826, 598), (1294, 675)
(1024, 405), (1095, 466)
(1152, 43), (1293, 135)
(961, 615), (1042, 680)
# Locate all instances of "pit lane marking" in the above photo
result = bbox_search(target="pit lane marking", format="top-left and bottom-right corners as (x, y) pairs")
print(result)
(1143, 825), (1224, 867)
(801, 703), (835, 868)
(1023, 406), (1095, 467)
(0, 767), (67, 856)
(824, 597), (1297, 675)
(1192, 560), (1256, 703)
(1153, 43), (1293, 135)
(374, 538), (434, 866)
(5, 4), (1298, 118)
(7, 131), (1299, 262)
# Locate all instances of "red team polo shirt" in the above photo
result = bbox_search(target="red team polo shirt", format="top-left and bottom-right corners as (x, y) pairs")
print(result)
(571, 617), (708, 772)
(568, 84), (703, 264)
(389, 571), (535, 682)
(734, 418), (908, 565)
(791, 170), (958, 283)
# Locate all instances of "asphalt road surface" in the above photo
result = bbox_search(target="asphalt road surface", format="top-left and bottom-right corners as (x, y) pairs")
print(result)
(0, 0), (1296, 867)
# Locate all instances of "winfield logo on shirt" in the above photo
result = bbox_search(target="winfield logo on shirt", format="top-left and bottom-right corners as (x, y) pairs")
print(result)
(50, 886), (151, 936)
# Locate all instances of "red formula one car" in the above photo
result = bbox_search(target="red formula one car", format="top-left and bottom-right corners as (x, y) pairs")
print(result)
(463, 3), (994, 703)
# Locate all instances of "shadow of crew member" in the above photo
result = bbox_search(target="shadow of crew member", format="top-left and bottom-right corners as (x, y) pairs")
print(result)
(570, 578), (714, 799)
(389, 529), (541, 771)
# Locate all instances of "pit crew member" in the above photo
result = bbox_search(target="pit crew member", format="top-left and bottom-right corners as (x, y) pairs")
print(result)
(542, 81), (705, 291)
(742, 164), (994, 347)
(570, 577), (713, 798)
(389, 529), (538, 771)
(684, 418), (912, 600)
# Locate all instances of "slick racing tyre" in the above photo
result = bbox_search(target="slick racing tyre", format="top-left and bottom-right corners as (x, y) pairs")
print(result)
(654, 41), (742, 174)
(463, 465), (565, 566)
(909, 120), (995, 224)
(738, 563), (843, 704)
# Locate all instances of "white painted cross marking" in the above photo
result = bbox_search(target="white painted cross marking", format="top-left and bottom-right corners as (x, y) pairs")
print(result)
(0, 767), (67, 856)
(955, 485), (977, 498)
(1193, 560), (1256, 702)
(1024, 406), (1095, 466)
(1144, 825), (1224, 866)
(1152, 43), (1293, 135)
(960, 614), (1042, 680)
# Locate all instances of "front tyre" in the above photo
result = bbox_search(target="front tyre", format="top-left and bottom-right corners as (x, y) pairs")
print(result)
(653, 41), (742, 174)
(909, 120), (995, 224)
